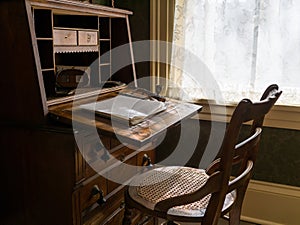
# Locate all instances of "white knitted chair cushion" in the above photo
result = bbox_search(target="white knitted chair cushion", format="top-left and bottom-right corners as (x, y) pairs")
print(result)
(129, 166), (236, 217)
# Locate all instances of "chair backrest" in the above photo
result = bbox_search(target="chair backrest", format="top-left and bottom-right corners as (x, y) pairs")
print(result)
(204, 84), (282, 225)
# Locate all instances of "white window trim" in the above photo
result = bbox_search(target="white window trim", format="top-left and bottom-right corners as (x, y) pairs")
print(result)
(192, 101), (300, 131)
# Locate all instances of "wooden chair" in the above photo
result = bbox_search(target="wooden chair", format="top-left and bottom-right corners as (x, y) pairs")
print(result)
(122, 84), (282, 225)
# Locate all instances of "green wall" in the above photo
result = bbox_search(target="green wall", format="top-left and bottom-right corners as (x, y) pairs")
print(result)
(156, 120), (300, 187)
(253, 126), (300, 186)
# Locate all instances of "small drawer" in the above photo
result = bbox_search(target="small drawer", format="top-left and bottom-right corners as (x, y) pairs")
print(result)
(53, 29), (77, 45)
(107, 147), (137, 193)
(78, 31), (98, 46)
(83, 187), (126, 225)
(84, 139), (134, 179)
(79, 175), (107, 211)
(83, 135), (110, 178)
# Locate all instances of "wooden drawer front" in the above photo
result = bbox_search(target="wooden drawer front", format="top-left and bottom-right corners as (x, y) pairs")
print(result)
(82, 188), (143, 225)
(79, 175), (107, 211)
(83, 136), (111, 178)
(53, 29), (77, 45)
(84, 139), (135, 179)
(110, 145), (134, 162)
(78, 31), (98, 46)
(107, 154), (137, 193)
(102, 207), (125, 225)
(83, 188), (125, 225)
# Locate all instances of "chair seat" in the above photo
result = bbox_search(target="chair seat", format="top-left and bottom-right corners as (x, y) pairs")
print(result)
(128, 166), (236, 218)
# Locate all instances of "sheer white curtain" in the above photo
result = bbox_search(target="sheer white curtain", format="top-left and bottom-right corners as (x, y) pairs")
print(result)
(169, 0), (300, 106)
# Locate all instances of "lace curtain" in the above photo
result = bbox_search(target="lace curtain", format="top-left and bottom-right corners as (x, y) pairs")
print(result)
(169, 0), (300, 106)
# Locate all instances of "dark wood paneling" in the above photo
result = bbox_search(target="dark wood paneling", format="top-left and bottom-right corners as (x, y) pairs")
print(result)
(114, 0), (151, 89)
(0, 0), (47, 124)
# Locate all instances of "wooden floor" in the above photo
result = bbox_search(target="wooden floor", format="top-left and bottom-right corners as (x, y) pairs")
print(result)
(157, 218), (259, 225)
(218, 218), (259, 225)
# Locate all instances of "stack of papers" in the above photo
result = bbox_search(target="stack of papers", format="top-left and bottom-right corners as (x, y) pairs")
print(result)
(78, 95), (166, 126)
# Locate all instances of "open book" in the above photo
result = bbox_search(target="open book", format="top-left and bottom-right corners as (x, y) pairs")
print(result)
(78, 95), (166, 126)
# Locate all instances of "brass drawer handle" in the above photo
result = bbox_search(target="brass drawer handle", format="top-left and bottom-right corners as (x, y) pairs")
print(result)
(118, 154), (125, 162)
(91, 185), (106, 205)
(92, 142), (110, 162)
(101, 150), (110, 161)
(87, 34), (91, 42)
(141, 154), (152, 167)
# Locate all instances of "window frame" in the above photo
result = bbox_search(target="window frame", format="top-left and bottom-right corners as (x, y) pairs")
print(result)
(150, 0), (300, 131)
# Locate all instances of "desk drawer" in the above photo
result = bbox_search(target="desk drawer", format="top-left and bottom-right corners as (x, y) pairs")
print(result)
(106, 153), (137, 193)
(83, 138), (135, 179)
(83, 135), (110, 178)
(83, 187), (125, 225)
(78, 31), (98, 46)
(53, 29), (77, 45)
(79, 175), (107, 211)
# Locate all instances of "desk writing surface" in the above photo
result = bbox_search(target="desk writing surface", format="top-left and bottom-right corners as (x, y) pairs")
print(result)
(78, 94), (167, 126)
(48, 90), (202, 146)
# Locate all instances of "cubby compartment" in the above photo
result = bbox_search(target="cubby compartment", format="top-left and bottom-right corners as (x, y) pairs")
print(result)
(42, 70), (56, 97)
(100, 65), (111, 82)
(37, 40), (54, 69)
(99, 17), (110, 39)
(100, 41), (111, 64)
(55, 52), (100, 87)
(34, 9), (52, 38)
(53, 14), (98, 30)
(55, 52), (99, 67)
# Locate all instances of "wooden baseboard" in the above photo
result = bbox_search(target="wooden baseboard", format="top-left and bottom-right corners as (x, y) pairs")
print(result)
(241, 180), (300, 225)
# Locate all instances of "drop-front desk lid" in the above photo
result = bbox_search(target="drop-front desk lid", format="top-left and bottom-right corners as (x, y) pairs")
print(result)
(47, 87), (202, 147)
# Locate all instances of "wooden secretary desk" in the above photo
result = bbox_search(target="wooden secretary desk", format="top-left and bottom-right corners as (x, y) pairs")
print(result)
(0, 0), (201, 225)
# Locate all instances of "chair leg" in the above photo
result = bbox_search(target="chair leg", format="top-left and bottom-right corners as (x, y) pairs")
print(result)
(122, 203), (134, 225)
(122, 189), (134, 225)
(229, 187), (247, 225)
(229, 208), (241, 225)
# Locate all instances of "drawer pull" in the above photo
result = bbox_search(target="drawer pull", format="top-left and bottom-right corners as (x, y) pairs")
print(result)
(101, 150), (110, 162)
(120, 201), (125, 209)
(118, 154), (125, 162)
(93, 142), (104, 150)
(87, 34), (91, 42)
(91, 185), (106, 205)
(142, 154), (152, 167)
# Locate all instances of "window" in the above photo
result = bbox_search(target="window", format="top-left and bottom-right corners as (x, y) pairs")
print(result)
(168, 0), (300, 106)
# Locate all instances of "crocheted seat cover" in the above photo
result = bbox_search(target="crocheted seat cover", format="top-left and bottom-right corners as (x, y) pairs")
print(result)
(128, 166), (235, 217)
